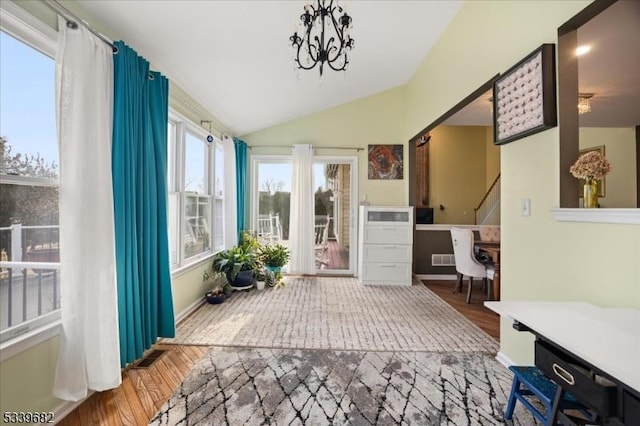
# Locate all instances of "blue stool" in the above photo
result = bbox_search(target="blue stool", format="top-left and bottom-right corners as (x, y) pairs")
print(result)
(505, 366), (587, 425)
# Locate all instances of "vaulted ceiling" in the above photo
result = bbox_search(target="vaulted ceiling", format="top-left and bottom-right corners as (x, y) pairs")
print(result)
(78, 0), (463, 135)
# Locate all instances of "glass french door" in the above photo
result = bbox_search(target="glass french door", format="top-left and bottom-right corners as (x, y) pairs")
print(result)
(312, 158), (356, 275)
(252, 155), (356, 275)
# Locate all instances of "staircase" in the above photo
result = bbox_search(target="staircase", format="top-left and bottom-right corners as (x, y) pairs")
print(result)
(475, 174), (500, 225)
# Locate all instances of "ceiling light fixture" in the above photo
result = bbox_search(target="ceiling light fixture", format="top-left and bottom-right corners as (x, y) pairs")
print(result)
(576, 45), (591, 56)
(289, 0), (355, 76)
(578, 93), (593, 115)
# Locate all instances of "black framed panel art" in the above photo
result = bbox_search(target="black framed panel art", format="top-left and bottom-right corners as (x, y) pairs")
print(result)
(493, 43), (557, 145)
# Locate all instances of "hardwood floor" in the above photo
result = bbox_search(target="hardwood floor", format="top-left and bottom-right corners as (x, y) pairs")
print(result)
(421, 279), (501, 340)
(58, 281), (499, 425)
(58, 344), (208, 426)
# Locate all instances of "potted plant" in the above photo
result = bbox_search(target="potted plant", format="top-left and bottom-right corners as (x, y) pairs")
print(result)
(255, 268), (267, 290)
(260, 244), (290, 273)
(212, 245), (258, 288)
(203, 270), (227, 304)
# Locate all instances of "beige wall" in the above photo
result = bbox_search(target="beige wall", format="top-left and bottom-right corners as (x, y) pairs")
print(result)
(242, 86), (407, 207)
(429, 125), (487, 224)
(579, 127), (637, 208)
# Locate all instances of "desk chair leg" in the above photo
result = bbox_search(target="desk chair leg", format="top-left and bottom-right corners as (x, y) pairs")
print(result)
(466, 277), (474, 303)
(453, 273), (463, 293)
(486, 278), (492, 300)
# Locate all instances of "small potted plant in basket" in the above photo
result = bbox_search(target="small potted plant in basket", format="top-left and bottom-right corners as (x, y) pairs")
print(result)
(203, 270), (228, 304)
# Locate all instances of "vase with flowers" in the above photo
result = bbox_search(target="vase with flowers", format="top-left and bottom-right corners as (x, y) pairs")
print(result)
(569, 150), (612, 208)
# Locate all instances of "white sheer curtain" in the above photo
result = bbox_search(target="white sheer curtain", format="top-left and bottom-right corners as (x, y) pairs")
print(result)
(223, 136), (238, 248)
(289, 144), (315, 274)
(53, 17), (121, 401)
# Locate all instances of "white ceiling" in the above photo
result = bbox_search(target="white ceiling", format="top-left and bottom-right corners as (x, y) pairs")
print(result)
(78, 0), (462, 135)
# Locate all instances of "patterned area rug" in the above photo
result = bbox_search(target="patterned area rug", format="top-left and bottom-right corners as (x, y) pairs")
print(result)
(149, 347), (538, 425)
(162, 277), (498, 353)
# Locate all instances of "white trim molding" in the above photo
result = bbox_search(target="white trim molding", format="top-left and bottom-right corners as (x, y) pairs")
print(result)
(415, 224), (481, 231)
(0, 320), (61, 362)
(415, 274), (457, 281)
(495, 351), (516, 369)
(551, 208), (640, 225)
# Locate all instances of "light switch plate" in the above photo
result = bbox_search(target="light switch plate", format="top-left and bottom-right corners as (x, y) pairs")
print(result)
(521, 198), (531, 216)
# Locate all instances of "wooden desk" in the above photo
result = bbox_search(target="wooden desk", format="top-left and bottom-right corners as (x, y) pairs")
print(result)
(485, 301), (640, 424)
(475, 242), (500, 300)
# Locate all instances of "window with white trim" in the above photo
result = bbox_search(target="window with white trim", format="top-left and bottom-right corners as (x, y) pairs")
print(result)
(0, 8), (60, 344)
(167, 114), (224, 269)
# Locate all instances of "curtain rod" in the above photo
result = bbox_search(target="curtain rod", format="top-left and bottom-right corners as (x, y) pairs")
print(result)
(248, 145), (364, 152)
(42, 0), (117, 52)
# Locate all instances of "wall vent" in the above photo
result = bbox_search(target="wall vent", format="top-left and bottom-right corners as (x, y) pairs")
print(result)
(431, 254), (456, 267)
(133, 349), (166, 369)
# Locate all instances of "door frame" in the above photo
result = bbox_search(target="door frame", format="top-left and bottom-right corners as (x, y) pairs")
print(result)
(250, 154), (358, 276)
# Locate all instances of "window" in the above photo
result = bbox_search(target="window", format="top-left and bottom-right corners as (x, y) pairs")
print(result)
(167, 113), (224, 268)
(0, 12), (60, 344)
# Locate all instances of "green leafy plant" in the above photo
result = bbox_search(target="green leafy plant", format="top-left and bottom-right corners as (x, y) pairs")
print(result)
(260, 244), (290, 268)
(212, 245), (258, 282)
(203, 270), (227, 293)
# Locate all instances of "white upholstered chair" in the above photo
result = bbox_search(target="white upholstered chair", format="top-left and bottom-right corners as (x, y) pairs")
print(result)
(450, 227), (495, 303)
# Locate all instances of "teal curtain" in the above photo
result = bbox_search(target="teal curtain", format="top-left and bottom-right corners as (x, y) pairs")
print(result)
(112, 41), (175, 367)
(233, 138), (248, 241)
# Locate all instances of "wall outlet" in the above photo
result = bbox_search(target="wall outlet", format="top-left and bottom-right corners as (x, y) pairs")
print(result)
(520, 198), (531, 216)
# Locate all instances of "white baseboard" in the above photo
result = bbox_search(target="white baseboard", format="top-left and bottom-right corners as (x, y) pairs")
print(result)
(176, 297), (205, 325)
(52, 391), (94, 425)
(495, 351), (515, 369)
(415, 274), (457, 281)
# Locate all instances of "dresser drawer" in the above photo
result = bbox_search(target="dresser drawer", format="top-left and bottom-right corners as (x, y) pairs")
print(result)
(535, 340), (617, 417)
(361, 262), (412, 285)
(362, 244), (412, 262)
(363, 226), (412, 245)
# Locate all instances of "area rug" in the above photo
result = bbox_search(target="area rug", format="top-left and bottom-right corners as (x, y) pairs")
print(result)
(149, 347), (538, 425)
(162, 277), (498, 353)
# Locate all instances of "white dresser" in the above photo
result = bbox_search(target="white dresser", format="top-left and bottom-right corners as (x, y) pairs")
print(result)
(358, 206), (414, 286)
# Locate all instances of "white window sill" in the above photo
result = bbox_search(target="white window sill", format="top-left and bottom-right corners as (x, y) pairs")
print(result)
(551, 208), (640, 225)
(171, 252), (218, 278)
(0, 320), (61, 362)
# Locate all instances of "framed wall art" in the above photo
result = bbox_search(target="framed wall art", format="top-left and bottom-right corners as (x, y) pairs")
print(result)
(368, 144), (403, 179)
(493, 43), (557, 145)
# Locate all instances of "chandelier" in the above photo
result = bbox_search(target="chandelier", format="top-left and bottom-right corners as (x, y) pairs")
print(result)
(578, 93), (593, 115)
(289, 0), (355, 76)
